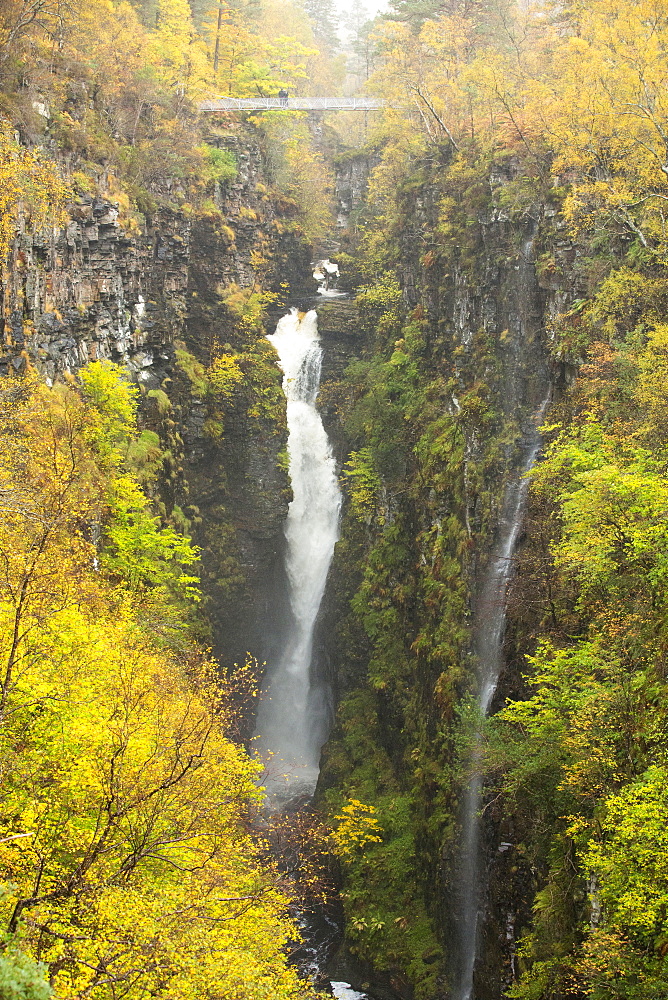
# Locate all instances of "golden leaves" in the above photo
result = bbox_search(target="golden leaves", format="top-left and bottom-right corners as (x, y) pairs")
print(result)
(330, 798), (383, 858)
(0, 122), (69, 267)
(0, 375), (313, 1000)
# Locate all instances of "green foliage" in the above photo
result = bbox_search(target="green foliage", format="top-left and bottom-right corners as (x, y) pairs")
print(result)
(343, 354), (414, 484)
(351, 519), (414, 697)
(558, 457), (668, 597)
(197, 144), (238, 186)
(0, 947), (52, 1000)
(496, 641), (622, 812)
(356, 279), (403, 338)
(198, 516), (248, 604)
(75, 362), (200, 604)
(584, 767), (668, 945)
(103, 474), (200, 601)
(79, 360), (139, 453)
(124, 429), (163, 487)
(341, 448), (381, 522)
(147, 388), (172, 415)
(175, 347), (209, 396)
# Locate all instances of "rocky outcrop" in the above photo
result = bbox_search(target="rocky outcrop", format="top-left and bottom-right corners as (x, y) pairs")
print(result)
(1, 127), (313, 380)
(0, 122), (314, 675)
(2, 198), (187, 383)
(315, 298), (362, 451)
(310, 150), (583, 1000)
(335, 153), (375, 230)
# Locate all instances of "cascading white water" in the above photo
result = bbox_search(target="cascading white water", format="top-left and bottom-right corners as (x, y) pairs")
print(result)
(453, 398), (549, 1000)
(255, 308), (341, 802)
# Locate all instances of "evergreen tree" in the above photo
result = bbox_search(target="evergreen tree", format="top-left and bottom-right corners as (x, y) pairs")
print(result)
(297, 0), (339, 53)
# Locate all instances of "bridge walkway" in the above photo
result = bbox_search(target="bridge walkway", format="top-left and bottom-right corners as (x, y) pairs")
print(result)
(199, 97), (389, 111)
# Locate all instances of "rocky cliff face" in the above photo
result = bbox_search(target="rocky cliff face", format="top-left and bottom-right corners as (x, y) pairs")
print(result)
(2, 196), (186, 383)
(335, 153), (375, 231)
(0, 123), (314, 676)
(313, 153), (578, 999)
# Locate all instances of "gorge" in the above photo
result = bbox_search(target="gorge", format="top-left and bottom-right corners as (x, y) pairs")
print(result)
(3, 1), (668, 998)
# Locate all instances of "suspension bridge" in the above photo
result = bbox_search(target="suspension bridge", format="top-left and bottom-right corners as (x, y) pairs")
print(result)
(199, 96), (388, 112)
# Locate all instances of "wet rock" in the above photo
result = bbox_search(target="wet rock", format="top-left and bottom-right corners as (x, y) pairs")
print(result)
(0, 124), (310, 691)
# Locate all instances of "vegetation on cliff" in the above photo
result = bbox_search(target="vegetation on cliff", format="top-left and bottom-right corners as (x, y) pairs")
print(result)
(4, 0), (668, 997)
(0, 365), (313, 1000)
(320, 147), (512, 997)
(318, 0), (668, 996)
(489, 269), (668, 996)
(0, 0), (340, 240)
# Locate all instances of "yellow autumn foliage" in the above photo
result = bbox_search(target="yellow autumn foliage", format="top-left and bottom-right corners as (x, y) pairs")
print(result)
(0, 373), (313, 1000)
(208, 353), (244, 399)
(329, 799), (383, 858)
(365, 0), (668, 261)
(0, 122), (69, 266)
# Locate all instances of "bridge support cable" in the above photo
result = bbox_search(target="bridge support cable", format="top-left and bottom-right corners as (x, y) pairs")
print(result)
(199, 97), (389, 112)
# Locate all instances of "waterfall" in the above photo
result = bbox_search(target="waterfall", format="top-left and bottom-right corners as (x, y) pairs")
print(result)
(255, 308), (341, 803)
(453, 397), (549, 1000)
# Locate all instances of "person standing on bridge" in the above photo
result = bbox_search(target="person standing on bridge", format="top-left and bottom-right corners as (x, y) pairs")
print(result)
(278, 88), (288, 107)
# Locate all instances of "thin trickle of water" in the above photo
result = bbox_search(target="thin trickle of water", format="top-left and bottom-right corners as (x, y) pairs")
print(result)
(255, 309), (341, 803)
(453, 397), (549, 1000)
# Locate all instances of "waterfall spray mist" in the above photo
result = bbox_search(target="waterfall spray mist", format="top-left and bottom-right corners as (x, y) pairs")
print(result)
(255, 309), (341, 803)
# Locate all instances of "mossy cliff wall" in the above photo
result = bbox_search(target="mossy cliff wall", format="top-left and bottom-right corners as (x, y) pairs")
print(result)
(1, 122), (584, 1000)
(0, 123), (314, 673)
(315, 152), (575, 999)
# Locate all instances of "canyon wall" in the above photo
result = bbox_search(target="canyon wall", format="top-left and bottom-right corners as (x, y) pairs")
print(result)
(1, 124), (583, 1000)
(0, 123), (314, 673)
(315, 151), (577, 1000)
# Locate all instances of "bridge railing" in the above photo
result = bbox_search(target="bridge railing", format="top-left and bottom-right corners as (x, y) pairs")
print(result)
(199, 97), (388, 111)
